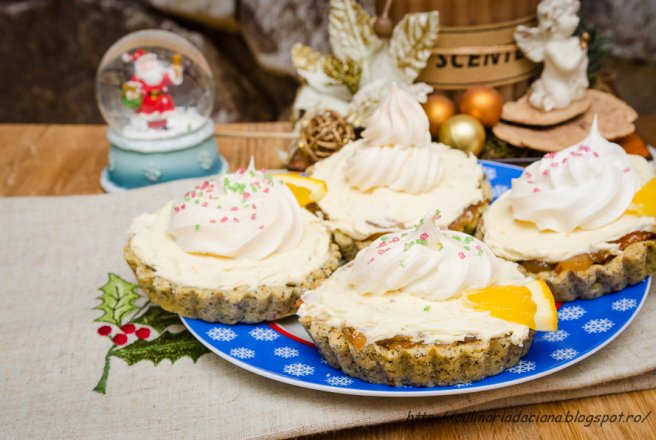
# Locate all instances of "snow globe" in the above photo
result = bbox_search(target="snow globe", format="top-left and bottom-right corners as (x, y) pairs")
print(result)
(97, 29), (227, 191)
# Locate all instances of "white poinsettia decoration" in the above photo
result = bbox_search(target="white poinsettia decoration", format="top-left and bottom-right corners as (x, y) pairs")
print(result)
(291, 0), (439, 127)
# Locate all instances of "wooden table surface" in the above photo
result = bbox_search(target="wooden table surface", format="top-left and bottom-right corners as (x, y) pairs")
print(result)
(1, 120), (656, 439)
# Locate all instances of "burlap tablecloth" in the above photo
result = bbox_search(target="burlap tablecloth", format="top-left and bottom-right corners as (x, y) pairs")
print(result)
(1, 180), (655, 439)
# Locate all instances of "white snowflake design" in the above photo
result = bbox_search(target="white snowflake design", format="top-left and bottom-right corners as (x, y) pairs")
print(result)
(143, 162), (162, 182)
(454, 381), (472, 388)
(249, 327), (280, 341)
(206, 327), (237, 342)
(325, 375), (353, 387)
(229, 347), (255, 359)
(541, 329), (570, 343)
(612, 298), (638, 312)
(483, 166), (497, 181)
(558, 305), (586, 321)
(274, 346), (299, 359)
(197, 150), (215, 171)
(550, 348), (579, 361)
(491, 184), (509, 199)
(582, 318), (615, 334)
(506, 360), (536, 374)
(283, 363), (314, 377)
(107, 155), (117, 172)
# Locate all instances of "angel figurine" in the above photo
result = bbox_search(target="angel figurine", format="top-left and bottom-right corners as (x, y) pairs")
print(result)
(514, 0), (588, 112)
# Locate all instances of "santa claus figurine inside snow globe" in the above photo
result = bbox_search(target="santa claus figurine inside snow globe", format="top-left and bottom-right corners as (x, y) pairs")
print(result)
(97, 29), (226, 191)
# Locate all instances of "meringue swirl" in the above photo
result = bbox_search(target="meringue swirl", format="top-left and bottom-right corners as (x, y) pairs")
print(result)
(346, 211), (498, 300)
(346, 83), (443, 194)
(508, 117), (639, 233)
(167, 162), (304, 260)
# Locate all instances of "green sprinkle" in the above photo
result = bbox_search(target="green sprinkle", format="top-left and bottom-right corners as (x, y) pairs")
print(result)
(400, 260), (406, 268)
(194, 199), (199, 204)
(423, 306), (431, 312)
(452, 236), (462, 241)
(464, 245), (470, 251)
(184, 196), (190, 202)
(403, 241), (415, 252)
(194, 224), (200, 232)
(464, 236), (474, 244)
(416, 238), (427, 246)
(381, 235), (389, 242)
(249, 170), (256, 177)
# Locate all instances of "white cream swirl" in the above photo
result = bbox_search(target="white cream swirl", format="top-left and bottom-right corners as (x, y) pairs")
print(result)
(508, 116), (639, 233)
(167, 162), (303, 260)
(346, 83), (443, 194)
(346, 211), (498, 300)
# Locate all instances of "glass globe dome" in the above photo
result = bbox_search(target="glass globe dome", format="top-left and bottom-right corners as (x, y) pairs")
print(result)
(96, 29), (214, 140)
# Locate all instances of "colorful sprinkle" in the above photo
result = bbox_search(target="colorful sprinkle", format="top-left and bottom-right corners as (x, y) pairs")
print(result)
(533, 187), (541, 193)
(423, 306), (431, 312)
(220, 217), (228, 223)
(458, 251), (466, 260)
(194, 224), (200, 232)
(209, 219), (216, 224)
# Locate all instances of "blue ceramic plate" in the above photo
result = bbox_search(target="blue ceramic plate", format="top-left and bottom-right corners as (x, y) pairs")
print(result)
(182, 161), (650, 397)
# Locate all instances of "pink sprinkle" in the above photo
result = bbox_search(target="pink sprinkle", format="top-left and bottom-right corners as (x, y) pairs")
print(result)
(233, 218), (239, 223)
(623, 167), (631, 173)
(231, 207), (239, 211)
(593, 152), (599, 158)
(180, 204), (186, 210)
(251, 213), (257, 221)
(184, 192), (190, 197)
(209, 219), (216, 224)
(545, 152), (556, 159)
(251, 203), (257, 209)
(174, 206), (180, 212)
(377, 248), (389, 255)
(550, 162), (558, 168)
(201, 202), (208, 207)
(264, 188), (270, 193)
(475, 245), (482, 251)
(378, 241), (387, 248)
(237, 168), (244, 174)
(220, 217), (228, 223)
(527, 180), (535, 184)
(191, 191), (196, 198)
(525, 172), (532, 178)
(458, 252), (466, 260)
(259, 225), (264, 230)
(261, 169), (268, 173)
(391, 237), (400, 243)
(579, 145), (590, 152)
(542, 169), (549, 176)
(419, 232), (429, 241)
(533, 187), (541, 193)
(562, 157), (568, 164)
(243, 192), (251, 199)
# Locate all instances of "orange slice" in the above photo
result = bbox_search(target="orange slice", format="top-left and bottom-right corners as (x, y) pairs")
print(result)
(626, 177), (656, 217)
(465, 280), (558, 331)
(275, 173), (327, 207)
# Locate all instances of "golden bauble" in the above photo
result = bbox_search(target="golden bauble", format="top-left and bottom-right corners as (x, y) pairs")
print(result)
(439, 114), (486, 156)
(459, 86), (503, 127)
(422, 94), (456, 138)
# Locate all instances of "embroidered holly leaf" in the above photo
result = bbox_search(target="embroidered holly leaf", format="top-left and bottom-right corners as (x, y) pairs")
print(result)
(329, 0), (380, 63)
(132, 306), (181, 333)
(111, 330), (208, 366)
(389, 11), (439, 82)
(94, 273), (141, 327)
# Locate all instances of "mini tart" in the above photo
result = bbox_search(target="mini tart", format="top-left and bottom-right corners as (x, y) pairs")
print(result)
(300, 318), (534, 387)
(125, 241), (340, 323)
(310, 142), (492, 260)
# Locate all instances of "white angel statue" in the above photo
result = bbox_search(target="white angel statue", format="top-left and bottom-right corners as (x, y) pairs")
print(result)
(514, 0), (588, 112)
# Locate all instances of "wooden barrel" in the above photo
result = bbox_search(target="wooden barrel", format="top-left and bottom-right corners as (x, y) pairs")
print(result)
(376, 0), (540, 104)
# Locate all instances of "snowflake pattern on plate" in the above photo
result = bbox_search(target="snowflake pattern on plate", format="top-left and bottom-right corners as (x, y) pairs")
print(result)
(230, 347), (255, 359)
(612, 298), (638, 312)
(558, 305), (586, 321)
(491, 184), (509, 199)
(198, 150), (215, 171)
(325, 375), (354, 387)
(582, 318), (615, 334)
(249, 327), (280, 341)
(482, 166), (497, 181)
(506, 360), (536, 374)
(274, 346), (299, 359)
(541, 330), (569, 342)
(551, 348), (578, 361)
(143, 162), (162, 182)
(284, 363), (314, 377)
(207, 327), (237, 342)
(454, 381), (472, 388)
(182, 163), (650, 397)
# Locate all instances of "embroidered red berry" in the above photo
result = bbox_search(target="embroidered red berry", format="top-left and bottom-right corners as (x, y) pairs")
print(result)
(97, 326), (112, 336)
(136, 327), (151, 340)
(113, 334), (128, 346)
(121, 323), (136, 334)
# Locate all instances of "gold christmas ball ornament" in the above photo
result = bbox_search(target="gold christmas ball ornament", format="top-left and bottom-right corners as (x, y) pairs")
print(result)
(459, 86), (504, 127)
(439, 115), (486, 156)
(422, 94), (456, 138)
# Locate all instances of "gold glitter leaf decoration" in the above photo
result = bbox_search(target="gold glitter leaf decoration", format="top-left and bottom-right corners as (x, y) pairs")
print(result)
(291, 43), (323, 73)
(323, 56), (361, 94)
(329, 0), (381, 63)
(390, 12), (439, 82)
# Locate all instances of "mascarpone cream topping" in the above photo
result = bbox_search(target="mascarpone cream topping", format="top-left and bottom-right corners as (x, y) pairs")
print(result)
(508, 117), (639, 233)
(298, 212), (530, 345)
(346, 83), (443, 194)
(311, 141), (486, 240)
(167, 161), (303, 261)
(129, 203), (331, 290)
